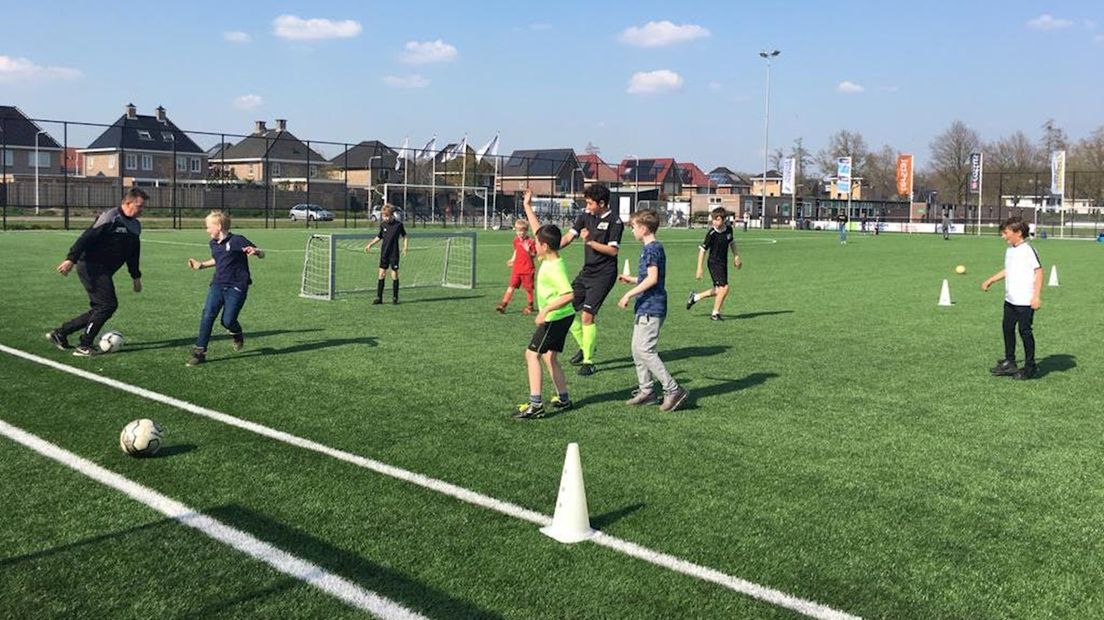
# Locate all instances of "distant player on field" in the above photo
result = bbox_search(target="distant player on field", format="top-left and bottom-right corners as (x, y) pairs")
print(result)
(836, 210), (848, 244)
(47, 188), (147, 357)
(558, 183), (624, 376)
(185, 210), (264, 367)
(364, 204), (408, 305)
(496, 218), (537, 314)
(686, 207), (741, 321)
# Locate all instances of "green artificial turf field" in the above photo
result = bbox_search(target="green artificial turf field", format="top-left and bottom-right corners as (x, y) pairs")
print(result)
(2, 224), (1102, 619)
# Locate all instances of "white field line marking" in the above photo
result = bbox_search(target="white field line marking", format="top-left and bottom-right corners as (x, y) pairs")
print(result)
(0, 344), (860, 620)
(0, 419), (427, 620)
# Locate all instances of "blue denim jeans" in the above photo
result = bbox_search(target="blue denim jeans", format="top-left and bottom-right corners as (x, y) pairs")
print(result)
(196, 284), (247, 350)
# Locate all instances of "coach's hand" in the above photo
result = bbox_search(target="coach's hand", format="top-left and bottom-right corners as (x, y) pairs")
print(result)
(187, 258), (201, 270)
(133, 278), (142, 293)
(57, 259), (74, 275)
(618, 294), (631, 309)
(734, 255), (742, 270)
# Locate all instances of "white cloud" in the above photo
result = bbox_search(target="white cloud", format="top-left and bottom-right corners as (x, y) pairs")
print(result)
(619, 20), (710, 47)
(0, 55), (81, 83)
(272, 15), (362, 41)
(1026, 14), (1073, 31)
(223, 31), (252, 43)
(232, 94), (264, 110)
(400, 39), (458, 64)
(627, 69), (683, 95)
(836, 80), (865, 94)
(382, 74), (430, 89)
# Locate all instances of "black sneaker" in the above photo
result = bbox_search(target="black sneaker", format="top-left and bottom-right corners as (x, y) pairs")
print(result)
(392, 298), (399, 305)
(372, 298), (383, 305)
(710, 313), (723, 321)
(1012, 367), (1036, 380)
(72, 345), (95, 357)
(550, 397), (573, 410)
(569, 350), (585, 366)
(46, 330), (71, 351)
(186, 348), (206, 366)
(686, 291), (697, 310)
(990, 359), (1018, 376)
(231, 333), (244, 351)
(512, 402), (546, 419)
(577, 363), (597, 377)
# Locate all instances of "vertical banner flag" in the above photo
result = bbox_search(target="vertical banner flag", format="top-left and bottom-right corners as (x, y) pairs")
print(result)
(1050, 150), (1066, 195)
(475, 134), (499, 163)
(417, 136), (436, 162)
(781, 157), (796, 195)
(896, 154), (913, 196)
(836, 156), (852, 194)
(969, 152), (983, 193)
(396, 137), (408, 171)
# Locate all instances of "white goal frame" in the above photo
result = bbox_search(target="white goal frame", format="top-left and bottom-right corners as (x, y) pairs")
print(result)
(300, 231), (476, 300)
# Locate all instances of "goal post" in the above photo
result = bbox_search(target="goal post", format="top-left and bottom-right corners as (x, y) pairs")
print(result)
(300, 231), (476, 300)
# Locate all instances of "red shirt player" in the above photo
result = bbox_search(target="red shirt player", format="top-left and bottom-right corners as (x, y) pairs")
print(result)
(496, 219), (537, 314)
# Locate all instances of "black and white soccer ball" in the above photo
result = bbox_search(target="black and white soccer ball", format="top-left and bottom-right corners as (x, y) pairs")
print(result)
(98, 330), (125, 353)
(119, 419), (164, 457)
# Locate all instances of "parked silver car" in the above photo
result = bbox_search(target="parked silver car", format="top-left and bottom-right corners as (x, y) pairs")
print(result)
(289, 204), (334, 221)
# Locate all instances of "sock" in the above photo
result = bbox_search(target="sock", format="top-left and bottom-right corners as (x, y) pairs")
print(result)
(530, 394), (542, 405)
(376, 278), (384, 299)
(691, 293), (698, 302)
(569, 316), (584, 348)
(558, 391), (570, 403)
(581, 323), (597, 363)
(392, 279), (400, 300)
(525, 287), (534, 306)
(500, 289), (513, 306)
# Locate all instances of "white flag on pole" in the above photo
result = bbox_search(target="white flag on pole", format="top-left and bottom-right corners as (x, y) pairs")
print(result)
(781, 157), (796, 195)
(396, 136), (408, 170)
(416, 136), (436, 162)
(475, 134), (499, 163)
(442, 136), (466, 163)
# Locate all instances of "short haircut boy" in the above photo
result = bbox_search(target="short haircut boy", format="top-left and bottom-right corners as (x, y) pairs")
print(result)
(583, 183), (610, 207)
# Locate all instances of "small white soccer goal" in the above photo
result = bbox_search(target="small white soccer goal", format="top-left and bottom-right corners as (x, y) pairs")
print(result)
(300, 232), (476, 300)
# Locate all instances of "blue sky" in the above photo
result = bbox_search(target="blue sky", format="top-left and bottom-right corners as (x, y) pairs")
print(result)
(2, 0), (1101, 172)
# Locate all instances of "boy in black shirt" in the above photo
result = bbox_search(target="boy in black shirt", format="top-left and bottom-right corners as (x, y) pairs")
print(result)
(558, 184), (624, 376)
(687, 208), (741, 320)
(185, 211), (264, 366)
(836, 210), (848, 244)
(364, 205), (408, 304)
(48, 188), (147, 357)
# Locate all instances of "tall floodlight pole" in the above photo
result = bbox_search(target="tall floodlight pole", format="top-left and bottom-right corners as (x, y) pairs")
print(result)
(35, 130), (47, 215)
(759, 50), (780, 227)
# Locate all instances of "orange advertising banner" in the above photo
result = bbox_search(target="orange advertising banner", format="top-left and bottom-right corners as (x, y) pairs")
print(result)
(896, 154), (913, 196)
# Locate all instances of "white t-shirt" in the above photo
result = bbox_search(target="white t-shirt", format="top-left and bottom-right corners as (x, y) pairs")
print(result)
(1004, 242), (1041, 305)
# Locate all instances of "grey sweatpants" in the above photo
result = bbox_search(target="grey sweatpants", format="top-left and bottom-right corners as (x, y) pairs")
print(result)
(632, 314), (678, 394)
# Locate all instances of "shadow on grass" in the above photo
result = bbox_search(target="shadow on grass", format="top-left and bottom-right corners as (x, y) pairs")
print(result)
(573, 371), (777, 409)
(151, 443), (197, 458)
(599, 345), (730, 370)
(730, 309), (795, 320)
(123, 328), (324, 352)
(591, 503), (646, 529)
(345, 292), (485, 305)
(1035, 353), (1076, 378)
(203, 336), (379, 363)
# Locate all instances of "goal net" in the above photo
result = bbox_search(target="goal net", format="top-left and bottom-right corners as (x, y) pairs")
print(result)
(300, 232), (476, 300)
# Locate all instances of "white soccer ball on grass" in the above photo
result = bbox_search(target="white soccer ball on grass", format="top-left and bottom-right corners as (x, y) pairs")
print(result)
(119, 419), (164, 457)
(98, 330), (125, 353)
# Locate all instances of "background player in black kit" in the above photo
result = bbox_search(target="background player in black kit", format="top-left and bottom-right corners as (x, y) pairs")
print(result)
(687, 207), (741, 320)
(557, 183), (624, 376)
(48, 188), (147, 357)
(364, 204), (408, 304)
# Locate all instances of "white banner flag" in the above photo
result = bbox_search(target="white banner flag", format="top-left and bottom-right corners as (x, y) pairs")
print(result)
(396, 136), (408, 170)
(1050, 150), (1066, 196)
(781, 157), (796, 195)
(836, 156), (852, 194)
(416, 136), (436, 162)
(475, 134), (499, 163)
(442, 136), (466, 163)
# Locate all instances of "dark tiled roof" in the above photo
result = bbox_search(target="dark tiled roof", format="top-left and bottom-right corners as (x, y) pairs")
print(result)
(329, 141), (399, 169)
(676, 162), (710, 186)
(618, 158), (676, 184)
(0, 106), (62, 148)
(577, 153), (618, 182)
(219, 128), (326, 162)
(501, 148), (577, 177)
(708, 167), (750, 187)
(85, 113), (205, 154)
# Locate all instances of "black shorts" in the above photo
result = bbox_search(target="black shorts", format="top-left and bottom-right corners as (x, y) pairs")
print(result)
(707, 262), (728, 288)
(379, 254), (400, 270)
(528, 314), (575, 354)
(572, 270), (617, 316)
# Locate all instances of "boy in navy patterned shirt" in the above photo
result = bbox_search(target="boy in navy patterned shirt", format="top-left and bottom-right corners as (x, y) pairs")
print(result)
(617, 209), (689, 412)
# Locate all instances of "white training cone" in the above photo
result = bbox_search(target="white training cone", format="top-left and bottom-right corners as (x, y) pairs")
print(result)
(541, 443), (596, 544)
(938, 279), (952, 306)
(622, 258), (631, 277)
(1048, 265), (1059, 287)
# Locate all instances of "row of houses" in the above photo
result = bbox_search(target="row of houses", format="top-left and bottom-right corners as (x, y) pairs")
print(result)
(1, 103), (863, 202)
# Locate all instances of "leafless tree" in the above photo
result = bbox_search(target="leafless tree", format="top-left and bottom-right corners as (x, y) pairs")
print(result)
(928, 120), (980, 206)
(816, 130), (870, 179)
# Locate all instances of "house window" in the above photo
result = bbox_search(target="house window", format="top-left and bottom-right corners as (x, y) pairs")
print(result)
(190, 158), (201, 173)
(137, 130), (153, 141)
(86, 155), (94, 169)
(247, 164), (254, 178)
(176, 156), (187, 172)
(125, 154), (137, 170)
(141, 155), (153, 171)
(28, 151), (51, 167)
(310, 165), (318, 178)
(108, 155), (116, 169)
(271, 162), (281, 176)
(162, 132), (174, 142)
(2, 150), (12, 167)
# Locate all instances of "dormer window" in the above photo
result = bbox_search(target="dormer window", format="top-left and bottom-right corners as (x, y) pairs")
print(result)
(137, 130), (153, 141)
(162, 132), (174, 142)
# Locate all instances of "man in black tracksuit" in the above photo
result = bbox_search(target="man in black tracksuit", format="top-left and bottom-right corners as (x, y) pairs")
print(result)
(48, 188), (147, 356)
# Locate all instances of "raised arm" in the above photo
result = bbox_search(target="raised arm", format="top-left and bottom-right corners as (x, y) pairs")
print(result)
(522, 190), (542, 234)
